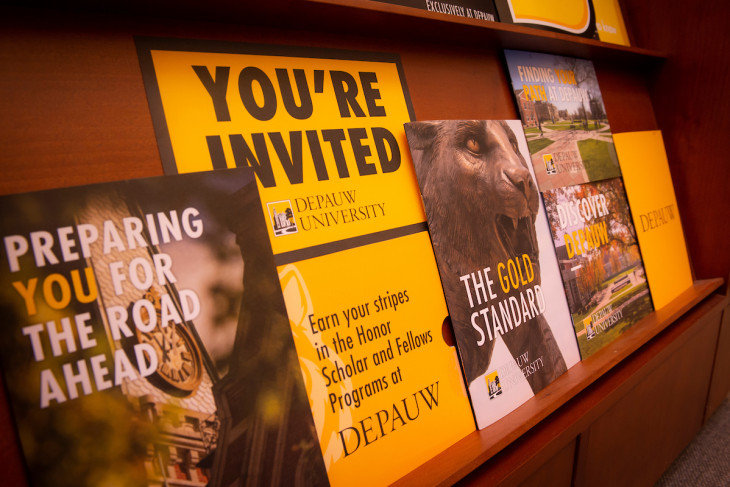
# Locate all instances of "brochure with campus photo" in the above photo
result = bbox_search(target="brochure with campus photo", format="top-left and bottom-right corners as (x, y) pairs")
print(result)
(136, 37), (476, 485)
(0, 168), (332, 486)
(404, 120), (580, 429)
(613, 130), (693, 309)
(541, 177), (654, 358)
(503, 49), (621, 191)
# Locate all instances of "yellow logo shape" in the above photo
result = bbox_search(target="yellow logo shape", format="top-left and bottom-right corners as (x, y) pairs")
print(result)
(508, 0), (592, 33)
(267, 200), (298, 236)
(486, 371), (503, 399)
(543, 154), (557, 175)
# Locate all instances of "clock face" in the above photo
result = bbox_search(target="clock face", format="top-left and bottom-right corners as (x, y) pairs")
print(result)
(132, 288), (204, 397)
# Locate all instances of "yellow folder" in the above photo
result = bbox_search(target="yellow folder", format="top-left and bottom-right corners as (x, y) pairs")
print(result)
(613, 130), (693, 309)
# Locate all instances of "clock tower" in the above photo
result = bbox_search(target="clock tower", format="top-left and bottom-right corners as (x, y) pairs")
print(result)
(80, 192), (220, 486)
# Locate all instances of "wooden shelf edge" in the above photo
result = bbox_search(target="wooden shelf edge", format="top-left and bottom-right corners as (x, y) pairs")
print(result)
(308, 0), (667, 62)
(393, 278), (725, 486)
(478, 292), (728, 486)
(4, 2), (667, 66)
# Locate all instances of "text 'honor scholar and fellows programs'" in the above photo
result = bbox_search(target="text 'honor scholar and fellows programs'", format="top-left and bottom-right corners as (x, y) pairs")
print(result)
(306, 289), (441, 457)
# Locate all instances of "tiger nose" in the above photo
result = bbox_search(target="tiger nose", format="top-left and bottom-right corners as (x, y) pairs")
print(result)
(503, 164), (533, 199)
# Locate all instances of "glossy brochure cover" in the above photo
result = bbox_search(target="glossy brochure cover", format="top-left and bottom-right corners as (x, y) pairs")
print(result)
(503, 49), (622, 191)
(404, 119), (580, 429)
(542, 177), (654, 358)
(0, 168), (331, 486)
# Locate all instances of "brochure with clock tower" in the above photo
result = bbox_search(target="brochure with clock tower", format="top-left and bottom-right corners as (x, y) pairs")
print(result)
(0, 168), (330, 486)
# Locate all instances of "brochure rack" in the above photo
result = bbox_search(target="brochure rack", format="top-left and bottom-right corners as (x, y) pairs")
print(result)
(1, 2), (728, 485)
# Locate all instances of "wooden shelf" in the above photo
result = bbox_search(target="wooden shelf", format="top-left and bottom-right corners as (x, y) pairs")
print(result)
(394, 278), (725, 486)
(306, 0), (666, 64)
(1, 4), (727, 486)
(13, 1), (666, 66)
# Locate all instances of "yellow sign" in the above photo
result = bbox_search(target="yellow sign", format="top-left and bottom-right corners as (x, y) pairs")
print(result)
(613, 131), (693, 309)
(593, 0), (631, 46)
(137, 38), (475, 485)
(505, 0), (593, 34)
(280, 233), (473, 485)
(139, 40), (426, 256)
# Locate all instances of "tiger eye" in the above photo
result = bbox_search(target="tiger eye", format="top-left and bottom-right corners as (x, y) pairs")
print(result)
(466, 138), (481, 154)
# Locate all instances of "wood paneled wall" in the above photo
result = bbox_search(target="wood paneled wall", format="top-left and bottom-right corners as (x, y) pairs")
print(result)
(622, 0), (730, 282)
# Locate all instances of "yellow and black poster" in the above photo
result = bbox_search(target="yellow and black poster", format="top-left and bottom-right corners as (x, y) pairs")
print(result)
(136, 37), (475, 486)
(494, 0), (598, 38)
